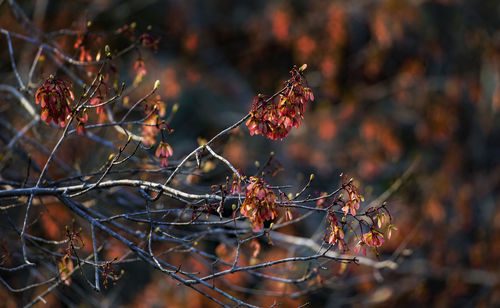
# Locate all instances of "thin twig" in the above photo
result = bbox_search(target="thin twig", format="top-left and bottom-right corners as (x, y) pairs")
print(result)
(1, 30), (25, 90)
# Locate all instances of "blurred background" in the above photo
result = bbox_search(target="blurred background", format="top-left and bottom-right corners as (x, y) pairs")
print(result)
(1, 0), (500, 307)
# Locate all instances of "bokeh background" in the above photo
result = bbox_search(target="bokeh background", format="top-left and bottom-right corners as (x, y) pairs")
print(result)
(1, 0), (500, 307)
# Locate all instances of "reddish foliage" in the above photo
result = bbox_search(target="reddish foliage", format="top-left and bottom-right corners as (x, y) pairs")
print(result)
(324, 211), (345, 249)
(138, 33), (160, 52)
(35, 76), (74, 126)
(155, 141), (173, 167)
(246, 65), (314, 140)
(240, 176), (278, 231)
(341, 177), (364, 216)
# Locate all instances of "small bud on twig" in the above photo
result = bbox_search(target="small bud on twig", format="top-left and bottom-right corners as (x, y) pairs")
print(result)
(105, 45), (111, 58)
